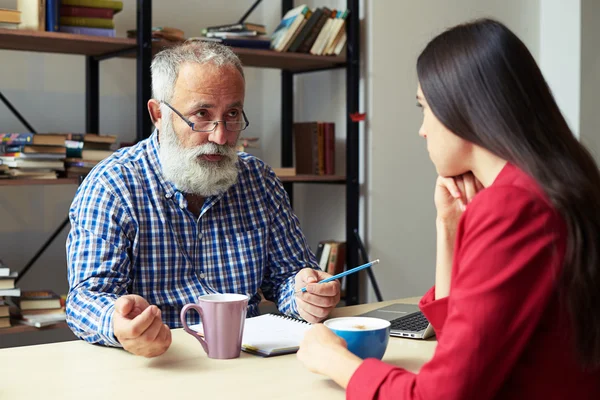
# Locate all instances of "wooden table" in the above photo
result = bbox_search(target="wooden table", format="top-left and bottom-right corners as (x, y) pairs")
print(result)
(0, 298), (436, 399)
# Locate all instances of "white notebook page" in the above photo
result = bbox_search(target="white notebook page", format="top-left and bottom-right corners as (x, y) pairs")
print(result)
(189, 313), (312, 356)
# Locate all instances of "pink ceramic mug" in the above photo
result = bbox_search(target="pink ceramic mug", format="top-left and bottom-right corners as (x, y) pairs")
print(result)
(180, 293), (249, 359)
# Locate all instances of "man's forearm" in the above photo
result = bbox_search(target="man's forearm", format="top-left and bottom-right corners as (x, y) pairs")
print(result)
(66, 289), (121, 347)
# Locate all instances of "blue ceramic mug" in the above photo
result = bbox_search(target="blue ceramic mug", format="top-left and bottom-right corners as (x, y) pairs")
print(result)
(324, 317), (391, 360)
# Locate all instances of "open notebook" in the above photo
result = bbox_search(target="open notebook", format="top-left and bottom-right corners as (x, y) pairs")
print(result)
(189, 313), (312, 357)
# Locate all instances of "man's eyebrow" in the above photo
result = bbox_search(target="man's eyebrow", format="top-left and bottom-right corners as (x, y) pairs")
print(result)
(190, 101), (214, 109)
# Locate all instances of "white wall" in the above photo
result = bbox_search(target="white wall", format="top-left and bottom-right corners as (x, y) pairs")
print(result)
(539, 0), (581, 137)
(366, 0), (541, 302)
(579, 0), (600, 159)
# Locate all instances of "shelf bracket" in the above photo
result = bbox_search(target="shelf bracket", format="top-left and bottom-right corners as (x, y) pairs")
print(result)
(0, 91), (37, 133)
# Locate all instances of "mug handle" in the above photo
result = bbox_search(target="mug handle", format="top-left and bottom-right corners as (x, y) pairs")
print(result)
(180, 304), (209, 355)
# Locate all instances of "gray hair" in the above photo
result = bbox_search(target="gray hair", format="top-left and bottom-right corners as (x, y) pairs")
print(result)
(151, 41), (245, 103)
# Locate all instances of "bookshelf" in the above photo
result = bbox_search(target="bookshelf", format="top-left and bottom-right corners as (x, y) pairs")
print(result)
(0, 322), (68, 336)
(276, 0), (361, 305)
(0, 178), (79, 186)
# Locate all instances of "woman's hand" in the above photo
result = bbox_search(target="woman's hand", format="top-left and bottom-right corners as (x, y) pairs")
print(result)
(297, 324), (363, 388)
(434, 172), (484, 299)
(435, 172), (484, 227)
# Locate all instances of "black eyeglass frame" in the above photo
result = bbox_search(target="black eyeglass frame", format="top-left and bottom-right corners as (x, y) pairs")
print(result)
(162, 101), (249, 133)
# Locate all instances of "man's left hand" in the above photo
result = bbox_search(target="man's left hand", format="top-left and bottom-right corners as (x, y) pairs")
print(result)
(294, 268), (341, 323)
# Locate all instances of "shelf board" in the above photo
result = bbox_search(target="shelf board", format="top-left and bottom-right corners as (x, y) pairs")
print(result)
(0, 321), (68, 335)
(0, 29), (136, 57)
(231, 47), (346, 72)
(0, 30), (346, 71)
(279, 175), (346, 183)
(0, 178), (79, 186)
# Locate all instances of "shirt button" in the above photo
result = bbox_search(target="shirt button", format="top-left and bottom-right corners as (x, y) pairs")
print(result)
(198, 232), (203, 239)
(199, 273), (206, 279)
(165, 193), (172, 199)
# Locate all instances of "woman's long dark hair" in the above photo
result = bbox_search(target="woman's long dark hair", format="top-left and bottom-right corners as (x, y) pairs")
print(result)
(417, 18), (600, 369)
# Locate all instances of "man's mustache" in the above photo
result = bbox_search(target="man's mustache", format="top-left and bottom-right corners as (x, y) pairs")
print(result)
(192, 143), (235, 158)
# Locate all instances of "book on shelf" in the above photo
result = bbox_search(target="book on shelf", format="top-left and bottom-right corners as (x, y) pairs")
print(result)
(315, 240), (346, 276)
(46, 0), (60, 32)
(60, 0), (123, 13)
(0, 303), (9, 318)
(205, 22), (266, 34)
(0, 272), (18, 290)
(59, 16), (114, 29)
(12, 290), (62, 310)
(293, 122), (336, 175)
(59, 26), (115, 37)
(0, 133), (34, 146)
(17, 0), (45, 31)
(296, 7), (330, 53)
(60, 5), (115, 18)
(270, 4), (310, 52)
(287, 7), (324, 53)
(272, 167), (296, 177)
(0, 8), (21, 25)
(0, 317), (11, 329)
(16, 312), (66, 328)
(0, 288), (21, 297)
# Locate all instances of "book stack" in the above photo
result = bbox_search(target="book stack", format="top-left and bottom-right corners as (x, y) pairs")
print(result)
(0, 259), (21, 329)
(271, 5), (348, 55)
(8, 290), (66, 328)
(0, 132), (117, 180)
(0, 133), (62, 180)
(62, 133), (117, 177)
(194, 21), (270, 50)
(58, 0), (124, 37)
(293, 122), (336, 176)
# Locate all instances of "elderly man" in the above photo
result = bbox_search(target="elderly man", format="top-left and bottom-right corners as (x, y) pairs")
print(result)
(66, 41), (340, 357)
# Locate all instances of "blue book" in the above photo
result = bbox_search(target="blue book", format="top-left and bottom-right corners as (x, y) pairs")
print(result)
(46, 0), (60, 32)
(59, 26), (116, 37)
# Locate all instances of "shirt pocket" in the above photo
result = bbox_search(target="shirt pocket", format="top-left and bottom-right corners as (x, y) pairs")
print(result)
(222, 226), (267, 294)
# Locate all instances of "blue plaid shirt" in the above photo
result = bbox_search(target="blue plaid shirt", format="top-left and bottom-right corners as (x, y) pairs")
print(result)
(66, 131), (318, 347)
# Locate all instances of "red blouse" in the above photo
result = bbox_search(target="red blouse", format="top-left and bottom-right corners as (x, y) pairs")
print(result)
(347, 163), (600, 399)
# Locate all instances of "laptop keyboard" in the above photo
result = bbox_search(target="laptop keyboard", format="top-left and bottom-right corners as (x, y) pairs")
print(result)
(390, 311), (429, 332)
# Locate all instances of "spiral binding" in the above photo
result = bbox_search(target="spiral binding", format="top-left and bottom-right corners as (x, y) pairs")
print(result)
(270, 313), (310, 325)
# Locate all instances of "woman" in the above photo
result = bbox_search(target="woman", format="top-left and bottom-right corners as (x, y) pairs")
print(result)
(296, 19), (600, 399)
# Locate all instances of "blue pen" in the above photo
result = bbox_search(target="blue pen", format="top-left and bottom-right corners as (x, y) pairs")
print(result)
(296, 259), (380, 293)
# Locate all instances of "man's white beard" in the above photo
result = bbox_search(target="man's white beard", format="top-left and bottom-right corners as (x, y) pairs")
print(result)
(158, 116), (239, 197)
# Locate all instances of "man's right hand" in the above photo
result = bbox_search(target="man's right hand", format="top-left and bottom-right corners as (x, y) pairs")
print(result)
(113, 294), (172, 357)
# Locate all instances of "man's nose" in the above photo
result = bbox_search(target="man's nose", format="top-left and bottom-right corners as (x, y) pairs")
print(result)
(208, 122), (228, 145)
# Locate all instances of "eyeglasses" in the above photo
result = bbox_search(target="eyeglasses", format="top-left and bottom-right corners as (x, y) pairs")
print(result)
(162, 101), (249, 133)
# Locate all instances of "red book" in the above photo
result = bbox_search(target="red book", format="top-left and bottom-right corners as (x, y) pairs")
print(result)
(60, 6), (114, 19)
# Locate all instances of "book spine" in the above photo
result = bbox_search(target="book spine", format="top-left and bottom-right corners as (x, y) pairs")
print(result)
(317, 122), (325, 175)
(297, 8), (330, 53)
(206, 23), (247, 33)
(59, 16), (115, 28)
(59, 25), (115, 36)
(60, 0), (123, 13)
(60, 6), (114, 18)
(220, 38), (271, 50)
(46, 0), (60, 32)
(0, 133), (34, 145)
